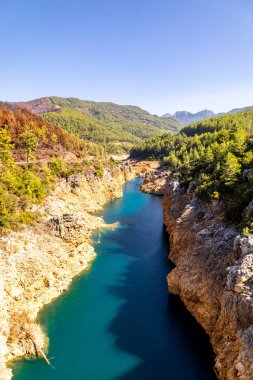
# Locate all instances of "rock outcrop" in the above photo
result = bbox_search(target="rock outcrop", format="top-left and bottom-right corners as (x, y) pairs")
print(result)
(161, 176), (253, 379)
(140, 169), (169, 194)
(0, 164), (134, 380)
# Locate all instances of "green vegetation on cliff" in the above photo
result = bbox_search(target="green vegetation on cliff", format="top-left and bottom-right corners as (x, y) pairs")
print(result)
(131, 109), (253, 232)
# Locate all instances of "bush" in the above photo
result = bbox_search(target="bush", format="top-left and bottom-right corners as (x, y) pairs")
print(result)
(94, 162), (104, 178)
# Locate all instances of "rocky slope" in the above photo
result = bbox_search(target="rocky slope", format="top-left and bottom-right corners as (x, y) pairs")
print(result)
(140, 169), (169, 194)
(142, 172), (253, 379)
(0, 164), (134, 380)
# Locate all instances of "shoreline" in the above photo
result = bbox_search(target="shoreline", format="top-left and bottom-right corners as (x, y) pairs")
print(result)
(0, 164), (135, 380)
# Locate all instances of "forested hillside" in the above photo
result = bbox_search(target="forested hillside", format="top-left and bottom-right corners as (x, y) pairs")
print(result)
(131, 108), (253, 233)
(42, 108), (142, 145)
(14, 97), (181, 152)
(182, 109), (253, 136)
(0, 103), (85, 154)
(0, 103), (106, 230)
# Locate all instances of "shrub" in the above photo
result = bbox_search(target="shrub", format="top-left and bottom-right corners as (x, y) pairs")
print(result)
(94, 162), (104, 178)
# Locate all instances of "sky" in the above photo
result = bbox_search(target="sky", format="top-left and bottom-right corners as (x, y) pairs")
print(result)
(1, 0), (253, 115)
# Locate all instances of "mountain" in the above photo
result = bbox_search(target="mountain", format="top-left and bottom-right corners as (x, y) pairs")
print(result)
(227, 105), (253, 114)
(171, 110), (215, 125)
(181, 107), (253, 137)
(163, 106), (253, 125)
(13, 97), (181, 151)
(162, 112), (172, 118)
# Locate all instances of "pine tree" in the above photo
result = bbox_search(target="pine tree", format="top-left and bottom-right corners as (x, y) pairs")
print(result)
(0, 127), (15, 166)
(20, 130), (39, 163)
(204, 146), (214, 163)
(231, 127), (246, 155)
(220, 152), (241, 186)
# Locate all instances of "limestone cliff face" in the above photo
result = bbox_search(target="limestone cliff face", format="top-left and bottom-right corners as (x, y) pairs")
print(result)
(140, 170), (169, 194)
(0, 164), (134, 380)
(162, 176), (253, 380)
(138, 171), (253, 379)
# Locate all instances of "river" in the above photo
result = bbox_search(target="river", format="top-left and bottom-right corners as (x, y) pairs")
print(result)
(12, 178), (215, 380)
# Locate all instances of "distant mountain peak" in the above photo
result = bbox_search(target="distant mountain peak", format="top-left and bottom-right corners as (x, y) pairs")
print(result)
(163, 106), (253, 125)
(162, 109), (215, 125)
(161, 112), (172, 118)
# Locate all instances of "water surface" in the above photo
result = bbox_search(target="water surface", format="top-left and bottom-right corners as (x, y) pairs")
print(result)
(13, 178), (215, 380)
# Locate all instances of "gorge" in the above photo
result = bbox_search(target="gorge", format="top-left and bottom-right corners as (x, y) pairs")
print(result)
(11, 178), (216, 380)
(1, 101), (253, 380)
(2, 159), (253, 380)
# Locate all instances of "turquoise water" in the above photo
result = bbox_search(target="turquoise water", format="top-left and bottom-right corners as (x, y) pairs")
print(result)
(12, 179), (215, 380)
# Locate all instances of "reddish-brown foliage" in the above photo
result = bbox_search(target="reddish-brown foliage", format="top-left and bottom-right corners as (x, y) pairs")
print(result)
(0, 102), (85, 152)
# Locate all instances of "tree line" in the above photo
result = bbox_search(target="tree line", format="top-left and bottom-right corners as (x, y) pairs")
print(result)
(130, 109), (253, 234)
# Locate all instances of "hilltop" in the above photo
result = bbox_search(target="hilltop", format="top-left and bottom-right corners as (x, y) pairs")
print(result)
(13, 97), (181, 152)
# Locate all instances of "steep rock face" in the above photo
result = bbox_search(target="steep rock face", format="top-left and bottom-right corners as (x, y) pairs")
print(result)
(0, 164), (135, 380)
(162, 177), (253, 380)
(171, 110), (215, 125)
(140, 170), (169, 194)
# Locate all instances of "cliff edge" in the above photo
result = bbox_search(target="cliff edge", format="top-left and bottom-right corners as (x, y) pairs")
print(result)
(142, 171), (253, 380)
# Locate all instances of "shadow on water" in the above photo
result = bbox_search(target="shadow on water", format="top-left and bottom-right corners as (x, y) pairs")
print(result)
(101, 183), (216, 380)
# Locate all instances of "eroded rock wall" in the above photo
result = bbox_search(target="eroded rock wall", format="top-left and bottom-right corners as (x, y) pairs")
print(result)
(162, 177), (253, 380)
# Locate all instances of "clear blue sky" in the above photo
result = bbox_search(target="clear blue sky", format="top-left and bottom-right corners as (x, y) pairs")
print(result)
(1, 0), (253, 115)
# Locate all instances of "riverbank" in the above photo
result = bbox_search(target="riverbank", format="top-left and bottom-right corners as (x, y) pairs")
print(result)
(142, 170), (253, 380)
(0, 164), (136, 380)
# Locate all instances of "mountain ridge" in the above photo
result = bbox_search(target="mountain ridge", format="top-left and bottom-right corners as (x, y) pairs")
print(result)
(12, 97), (181, 151)
(163, 106), (253, 125)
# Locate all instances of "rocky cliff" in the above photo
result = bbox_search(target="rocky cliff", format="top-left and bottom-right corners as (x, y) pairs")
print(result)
(142, 172), (253, 380)
(0, 164), (134, 380)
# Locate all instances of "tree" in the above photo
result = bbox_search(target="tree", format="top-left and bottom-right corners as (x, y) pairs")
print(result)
(220, 152), (241, 186)
(204, 146), (214, 164)
(20, 130), (38, 163)
(164, 151), (179, 169)
(0, 127), (14, 166)
(243, 151), (253, 167)
(231, 127), (246, 155)
(191, 148), (200, 162)
(51, 133), (58, 144)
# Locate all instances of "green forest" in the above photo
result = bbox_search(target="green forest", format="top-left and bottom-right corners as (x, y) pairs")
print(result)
(41, 97), (181, 152)
(42, 107), (142, 145)
(131, 109), (253, 233)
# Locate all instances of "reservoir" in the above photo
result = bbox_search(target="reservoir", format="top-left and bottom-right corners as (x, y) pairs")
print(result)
(13, 178), (215, 380)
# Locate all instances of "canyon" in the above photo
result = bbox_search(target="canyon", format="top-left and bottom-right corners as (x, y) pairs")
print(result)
(1, 161), (253, 380)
